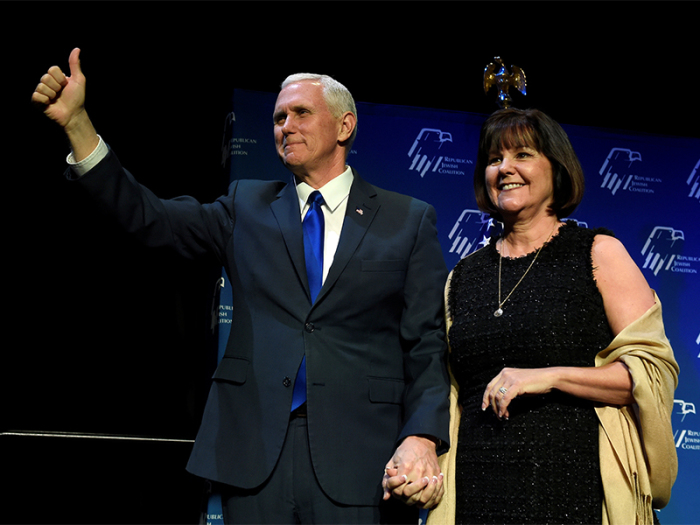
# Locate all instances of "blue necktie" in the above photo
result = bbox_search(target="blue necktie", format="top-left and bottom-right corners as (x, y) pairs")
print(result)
(292, 191), (325, 411)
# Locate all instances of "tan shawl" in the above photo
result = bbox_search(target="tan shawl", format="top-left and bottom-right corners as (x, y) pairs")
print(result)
(595, 292), (679, 524)
(428, 290), (679, 525)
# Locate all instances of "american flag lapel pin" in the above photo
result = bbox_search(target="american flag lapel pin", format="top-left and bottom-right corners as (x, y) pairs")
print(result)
(355, 207), (364, 216)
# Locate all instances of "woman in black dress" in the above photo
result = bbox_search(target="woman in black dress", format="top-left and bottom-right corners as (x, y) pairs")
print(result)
(434, 108), (678, 525)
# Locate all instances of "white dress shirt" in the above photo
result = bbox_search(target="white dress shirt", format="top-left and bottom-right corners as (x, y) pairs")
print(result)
(295, 167), (353, 284)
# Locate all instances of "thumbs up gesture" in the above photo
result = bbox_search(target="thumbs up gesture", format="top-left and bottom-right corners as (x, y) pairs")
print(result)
(32, 48), (87, 130)
(32, 48), (98, 161)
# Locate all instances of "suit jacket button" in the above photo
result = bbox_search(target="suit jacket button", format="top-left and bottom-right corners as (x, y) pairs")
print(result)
(283, 377), (292, 387)
(305, 322), (315, 333)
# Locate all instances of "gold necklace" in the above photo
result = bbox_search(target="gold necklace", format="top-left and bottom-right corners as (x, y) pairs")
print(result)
(494, 226), (556, 317)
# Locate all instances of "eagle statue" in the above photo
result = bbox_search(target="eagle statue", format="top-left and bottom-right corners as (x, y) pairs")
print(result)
(484, 57), (527, 108)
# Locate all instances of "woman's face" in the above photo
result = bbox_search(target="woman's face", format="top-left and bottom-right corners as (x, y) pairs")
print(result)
(485, 144), (555, 221)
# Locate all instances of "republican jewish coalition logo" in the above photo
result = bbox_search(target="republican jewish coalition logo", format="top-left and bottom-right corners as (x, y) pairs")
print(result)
(675, 399), (697, 423)
(599, 148), (642, 195)
(641, 226), (685, 275)
(407, 128), (453, 178)
(600, 147), (666, 195)
(447, 210), (501, 259)
(674, 399), (700, 452)
(220, 111), (259, 166)
(688, 159), (700, 200)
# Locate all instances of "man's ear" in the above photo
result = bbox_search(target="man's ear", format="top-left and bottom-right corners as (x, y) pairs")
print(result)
(338, 111), (357, 143)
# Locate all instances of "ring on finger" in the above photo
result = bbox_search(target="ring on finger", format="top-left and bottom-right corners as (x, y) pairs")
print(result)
(498, 386), (508, 395)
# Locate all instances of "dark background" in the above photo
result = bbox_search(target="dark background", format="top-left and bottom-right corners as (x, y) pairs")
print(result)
(4, 1), (698, 522)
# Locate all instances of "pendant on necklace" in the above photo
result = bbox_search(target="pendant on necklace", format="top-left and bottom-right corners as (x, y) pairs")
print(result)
(494, 308), (503, 317)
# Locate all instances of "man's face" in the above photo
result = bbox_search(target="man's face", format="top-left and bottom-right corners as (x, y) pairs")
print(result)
(273, 80), (346, 179)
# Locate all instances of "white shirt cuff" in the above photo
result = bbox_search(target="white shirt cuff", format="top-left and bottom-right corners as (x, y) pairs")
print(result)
(66, 135), (108, 178)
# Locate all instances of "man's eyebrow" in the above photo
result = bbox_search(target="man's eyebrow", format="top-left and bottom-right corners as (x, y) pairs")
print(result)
(274, 104), (313, 121)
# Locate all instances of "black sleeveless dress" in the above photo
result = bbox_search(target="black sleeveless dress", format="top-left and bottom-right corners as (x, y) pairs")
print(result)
(447, 222), (614, 524)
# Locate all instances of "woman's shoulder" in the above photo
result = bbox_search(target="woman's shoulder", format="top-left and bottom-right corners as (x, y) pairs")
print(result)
(561, 220), (615, 239)
(591, 232), (632, 264)
(556, 221), (620, 257)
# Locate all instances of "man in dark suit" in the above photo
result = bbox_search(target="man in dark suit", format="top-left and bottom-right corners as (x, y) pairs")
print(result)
(33, 48), (450, 524)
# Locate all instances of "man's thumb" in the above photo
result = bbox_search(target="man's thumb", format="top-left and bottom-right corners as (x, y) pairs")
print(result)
(68, 47), (83, 78)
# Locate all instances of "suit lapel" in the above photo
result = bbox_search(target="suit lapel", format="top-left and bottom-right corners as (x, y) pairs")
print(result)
(318, 170), (379, 303)
(269, 181), (311, 299)
(269, 170), (380, 306)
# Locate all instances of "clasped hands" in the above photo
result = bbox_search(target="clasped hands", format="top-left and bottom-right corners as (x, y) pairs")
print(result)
(382, 435), (444, 509)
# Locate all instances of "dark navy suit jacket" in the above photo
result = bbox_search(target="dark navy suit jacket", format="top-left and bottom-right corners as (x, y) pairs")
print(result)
(75, 149), (450, 506)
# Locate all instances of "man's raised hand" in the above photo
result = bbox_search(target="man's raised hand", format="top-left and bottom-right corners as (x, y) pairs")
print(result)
(32, 48), (87, 130)
(32, 48), (98, 161)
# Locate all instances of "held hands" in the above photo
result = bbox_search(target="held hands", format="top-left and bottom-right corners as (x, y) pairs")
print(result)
(382, 435), (444, 509)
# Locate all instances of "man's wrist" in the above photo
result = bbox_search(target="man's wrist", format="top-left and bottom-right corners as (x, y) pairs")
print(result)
(67, 135), (107, 178)
(64, 110), (100, 163)
(403, 434), (439, 450)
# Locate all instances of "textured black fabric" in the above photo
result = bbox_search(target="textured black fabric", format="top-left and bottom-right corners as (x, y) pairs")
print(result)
(448, 222), (614, 524)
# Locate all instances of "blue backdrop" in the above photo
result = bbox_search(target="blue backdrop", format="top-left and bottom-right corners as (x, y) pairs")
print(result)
(208, 89), (699, 525)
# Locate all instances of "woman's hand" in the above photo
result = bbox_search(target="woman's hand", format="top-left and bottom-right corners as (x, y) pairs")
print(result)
(382, 435), (444, 509)
(483, 367), (555, 419)
(484, 362), (634, 419)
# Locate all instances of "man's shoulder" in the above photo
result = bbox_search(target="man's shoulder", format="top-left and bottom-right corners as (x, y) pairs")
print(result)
(353, 171), (432, 210)
(371, 184), (435, 218)
(232, 178), (289, 192)
(226, 178), (290, 199)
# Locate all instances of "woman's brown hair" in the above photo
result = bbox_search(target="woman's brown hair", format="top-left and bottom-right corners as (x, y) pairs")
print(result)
(473, 108), (585, 220)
